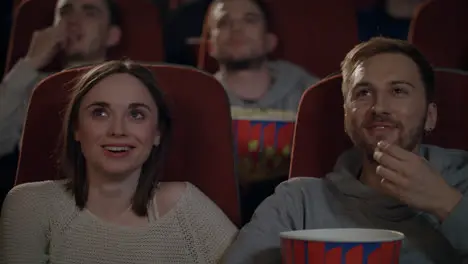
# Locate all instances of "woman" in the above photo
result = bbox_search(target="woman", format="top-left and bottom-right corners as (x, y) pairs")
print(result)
(0, 60), (238, 263)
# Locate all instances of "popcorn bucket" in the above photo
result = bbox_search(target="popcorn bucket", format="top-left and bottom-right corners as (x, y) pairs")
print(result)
(231, 107), (296, 184)
(280, 228), (404, 264)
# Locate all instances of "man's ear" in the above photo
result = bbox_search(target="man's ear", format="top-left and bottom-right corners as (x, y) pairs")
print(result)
(424, 102), (438, 132)
(265, 33), (278, 53)
(106, 26), (122, 48)
(206, 39), (215, 58)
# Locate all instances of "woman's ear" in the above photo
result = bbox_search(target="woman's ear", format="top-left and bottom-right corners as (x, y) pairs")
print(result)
(154, 135), (160, 147)
(74, 130), (81, 142)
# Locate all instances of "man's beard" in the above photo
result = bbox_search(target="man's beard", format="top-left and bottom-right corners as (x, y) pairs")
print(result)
(347, 113), (427, 163)
(64, 41), (102, 65)
(66, 52), (87, 62)
(65, 50), (103, 68)
(218, 54), (267, 71)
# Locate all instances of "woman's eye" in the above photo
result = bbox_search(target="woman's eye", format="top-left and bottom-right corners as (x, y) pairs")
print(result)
(130, 110), (145, 120)
(91, 108), (108, 118)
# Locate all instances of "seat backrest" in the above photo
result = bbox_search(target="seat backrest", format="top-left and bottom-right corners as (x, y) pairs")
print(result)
(5, 0), (163, 74)
(290, 69), (468, 178)
(16, 64), (241, 226)
(289, 75), (351, 178)
(197, 0), (360, 78)
(13, 0), (23, 11)
(425, 68), (468, 149)
(265, 0), (359, 78)
(408, 0), (468, 70)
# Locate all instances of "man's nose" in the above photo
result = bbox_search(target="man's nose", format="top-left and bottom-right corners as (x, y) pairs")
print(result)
(230, 19), (244, 32)
(371, 93), (390, 114)
(65, 11), (81, 25)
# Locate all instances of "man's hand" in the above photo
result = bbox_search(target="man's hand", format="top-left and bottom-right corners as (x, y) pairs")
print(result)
(374, 141), (462, 221)
(25, 22), (67, 70)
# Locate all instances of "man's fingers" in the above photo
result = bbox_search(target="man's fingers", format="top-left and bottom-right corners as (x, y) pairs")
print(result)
(373, 150), (406, 175)
(377, 141), (414, 161)
(376, 165), (409, 188)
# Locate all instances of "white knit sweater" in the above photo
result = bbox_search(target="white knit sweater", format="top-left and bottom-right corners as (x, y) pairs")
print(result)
(1, 181), (238, 264)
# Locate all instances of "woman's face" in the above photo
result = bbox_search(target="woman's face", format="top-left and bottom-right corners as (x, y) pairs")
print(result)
(74, 73), (160, 178)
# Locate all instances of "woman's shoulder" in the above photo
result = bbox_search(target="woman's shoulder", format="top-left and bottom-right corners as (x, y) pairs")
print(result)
(158, 181), (188, 193)
(154, 182), (208, 216)
(3, 180), (70, 208)
(8, 180), (67, 194)
(1, 181), (76, 245)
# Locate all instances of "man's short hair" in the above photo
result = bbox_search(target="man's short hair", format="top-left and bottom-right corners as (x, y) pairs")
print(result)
(210, 0), (272, 31)
(341, 37), (435, 103)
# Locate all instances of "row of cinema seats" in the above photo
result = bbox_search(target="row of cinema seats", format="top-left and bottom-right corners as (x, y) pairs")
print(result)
(4, 0), (468, 78)
(13, 64), (468, 227)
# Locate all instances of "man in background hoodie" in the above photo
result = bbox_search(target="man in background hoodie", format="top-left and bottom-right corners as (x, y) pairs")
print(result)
(207, 0), (319, 223)
(208, 0), (318, 112)
(0, 0), (121, 205)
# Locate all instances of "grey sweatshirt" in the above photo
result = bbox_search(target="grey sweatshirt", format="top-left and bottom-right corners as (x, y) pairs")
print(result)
(215, 60), (319, 112)
(223, 145), (468, 264)
(0, 59), (49, 157)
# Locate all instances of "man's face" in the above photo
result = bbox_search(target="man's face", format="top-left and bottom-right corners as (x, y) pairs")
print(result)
(55, 0), (119, 60)
(343, 53), (437, 159)
(208, 0), (274, 65)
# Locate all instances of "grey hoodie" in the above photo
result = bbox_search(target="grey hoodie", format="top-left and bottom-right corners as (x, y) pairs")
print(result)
(215, 60), (320, 112)
(223, 145), (468, 264)
(0, 59), (49, 157)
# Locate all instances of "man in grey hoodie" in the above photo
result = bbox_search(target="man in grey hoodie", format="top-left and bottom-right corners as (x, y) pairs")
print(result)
(223, 37), (468, 264)
(207, 0), (319, 223)
(0, 0), (122, 158)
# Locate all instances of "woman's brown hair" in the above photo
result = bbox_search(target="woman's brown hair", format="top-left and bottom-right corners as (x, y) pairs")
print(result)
(60, 60), (171, 216)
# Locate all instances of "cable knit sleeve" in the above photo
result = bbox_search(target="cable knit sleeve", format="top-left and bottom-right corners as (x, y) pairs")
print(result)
(182, 183), (238, 263)
(0, 182), (51, 264)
